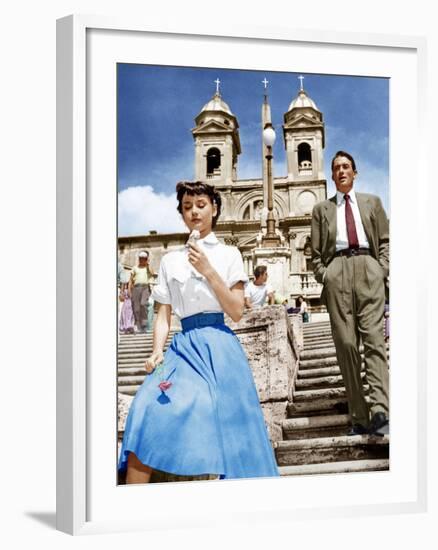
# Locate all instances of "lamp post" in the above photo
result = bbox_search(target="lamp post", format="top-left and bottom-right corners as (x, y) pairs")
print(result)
(262, 123), (281, 247)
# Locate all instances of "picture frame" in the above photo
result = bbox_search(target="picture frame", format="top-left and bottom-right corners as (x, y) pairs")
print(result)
(56, 15), (427, 535)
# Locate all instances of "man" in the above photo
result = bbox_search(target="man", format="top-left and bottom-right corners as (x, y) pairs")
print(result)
(311, 151), (389, 436)
(244, 265), (275, 309)
(129, 251), (153, 333)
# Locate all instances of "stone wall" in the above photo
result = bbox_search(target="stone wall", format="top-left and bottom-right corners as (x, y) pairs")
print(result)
(227, 305), (301, 442)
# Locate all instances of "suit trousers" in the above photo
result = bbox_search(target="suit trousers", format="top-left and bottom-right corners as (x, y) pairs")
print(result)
(324, 254), (389, 426)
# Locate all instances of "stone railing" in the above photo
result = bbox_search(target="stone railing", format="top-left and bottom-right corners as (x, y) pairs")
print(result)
(226, 305), (301, 442)
(289, 271), (323, 296)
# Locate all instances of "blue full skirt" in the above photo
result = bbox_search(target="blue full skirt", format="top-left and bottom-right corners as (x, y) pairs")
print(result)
(118, 312), (279, 479)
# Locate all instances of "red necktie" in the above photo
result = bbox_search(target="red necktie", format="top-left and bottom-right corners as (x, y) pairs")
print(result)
(344, 194), (359, 249)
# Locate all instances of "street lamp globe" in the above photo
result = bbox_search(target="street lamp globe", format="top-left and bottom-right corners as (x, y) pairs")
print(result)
(263, 126), (276, 147)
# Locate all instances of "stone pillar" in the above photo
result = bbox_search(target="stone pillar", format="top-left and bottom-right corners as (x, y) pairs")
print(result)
(243, 255), (250, 276)
(248, 255), (254, 277)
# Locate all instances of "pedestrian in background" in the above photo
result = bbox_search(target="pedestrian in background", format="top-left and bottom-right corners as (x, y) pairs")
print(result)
(129, 251), (153, 333)
(244, 265), (274, 309)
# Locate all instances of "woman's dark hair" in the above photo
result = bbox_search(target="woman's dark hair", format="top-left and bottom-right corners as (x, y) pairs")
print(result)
(331, 150), (357, 172)
(176, 181), (222, 228)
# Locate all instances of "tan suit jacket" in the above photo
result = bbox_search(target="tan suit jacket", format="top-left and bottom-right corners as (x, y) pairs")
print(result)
(311, 191), (389, 292)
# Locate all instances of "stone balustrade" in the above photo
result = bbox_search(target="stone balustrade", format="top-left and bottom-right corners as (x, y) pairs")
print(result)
(289, 271), (323, 296)
(226, 304), (301, 442)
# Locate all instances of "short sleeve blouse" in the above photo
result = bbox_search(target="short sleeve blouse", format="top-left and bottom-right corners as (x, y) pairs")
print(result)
(151, 232), (248, 319)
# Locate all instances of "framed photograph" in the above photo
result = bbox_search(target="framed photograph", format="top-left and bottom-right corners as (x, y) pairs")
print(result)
(57, 15), (427, 535)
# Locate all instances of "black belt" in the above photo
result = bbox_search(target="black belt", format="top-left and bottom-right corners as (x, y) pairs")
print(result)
(334, 248), (371, 258)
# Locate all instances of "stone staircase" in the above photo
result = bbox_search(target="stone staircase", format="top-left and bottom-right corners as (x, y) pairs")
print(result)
(275, 319), (390, 476)
(117, 319), (389, 479)
(118, 330), (176, 395)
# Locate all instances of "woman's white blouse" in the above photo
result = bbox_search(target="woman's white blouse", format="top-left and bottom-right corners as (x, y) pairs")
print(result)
(151, 232), (248, 319)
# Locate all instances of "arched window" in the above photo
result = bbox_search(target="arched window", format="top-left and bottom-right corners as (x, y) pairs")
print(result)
(207, 147), (221, 176)
(298, 142), (312, 171)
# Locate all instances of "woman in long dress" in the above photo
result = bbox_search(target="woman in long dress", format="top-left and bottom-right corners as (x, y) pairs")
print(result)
(119, 286), (135, 334)
(118, 181), (279, 483)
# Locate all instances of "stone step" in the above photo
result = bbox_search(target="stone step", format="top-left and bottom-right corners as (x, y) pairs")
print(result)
(118, 354), (157, 362)
(302, 321), (331, 329)
(274, 434), (389, 466)
(299, 356), (340, 369)
(118, 357), (149, 365)
(282, 414), (349, 440)
(294, 372), (366, 391)
(302, 343), (390, 359)
(303, 340), (335, 351)
(118, 350), (155, 359)
(304, 336), (333, 342)
(118, 366), (147, 376)
(300, 347), (338, 361)
(118, 348), (154, 355)
(303, 333), (333, 342)
(304, 332), (333, 339)
(118, 375), (146, 386)
(119, 335), (155, 341)
(279, 458), (389, 476)
(119, 386), (139, 396)
(300, 352), (390, 370)
(118, 340), (173, 350)
(287, 397), (351, 417)
(303, 331), (333, 338)
(118, 362), (150, 370)
(118, 347), (173, 358)
(303, 340), (335, 349)
(293, 385), (369, 402)
(303, 326), (332, 334)
(297, 365), (364, 379)
(119, 332), (176, 341)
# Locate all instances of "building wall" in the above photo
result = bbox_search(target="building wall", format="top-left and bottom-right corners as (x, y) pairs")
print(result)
(118, 174), (326, 305)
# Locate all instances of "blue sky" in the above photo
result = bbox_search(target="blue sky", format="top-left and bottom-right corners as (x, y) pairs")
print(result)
(118, 64), (389, 236)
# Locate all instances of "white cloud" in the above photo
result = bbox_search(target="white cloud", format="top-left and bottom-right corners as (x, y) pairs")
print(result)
(118, 186), (187, 237)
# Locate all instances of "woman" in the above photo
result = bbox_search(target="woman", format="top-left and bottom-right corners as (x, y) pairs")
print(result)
(298, 295), (309, 323)
(118, 181), (279, 483)
(119, 284), (135, 334)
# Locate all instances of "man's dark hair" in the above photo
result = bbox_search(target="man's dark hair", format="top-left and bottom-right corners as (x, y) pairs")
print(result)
(176, 181), (222, 228)
(331, 150), (357, 172)
(254, 265), (267, 279)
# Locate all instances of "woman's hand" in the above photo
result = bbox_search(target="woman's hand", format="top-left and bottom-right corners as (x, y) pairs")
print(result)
(144, 350), (164, 374)
(188, 242), (214, 277)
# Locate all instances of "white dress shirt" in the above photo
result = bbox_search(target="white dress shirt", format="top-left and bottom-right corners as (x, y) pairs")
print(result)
(151, 232), (248, 319)
(335, 189), (370, 251)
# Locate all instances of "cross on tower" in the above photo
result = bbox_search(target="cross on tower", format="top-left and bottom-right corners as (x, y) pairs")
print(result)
(262, 77), (269, 90)
(298, 75), (305, 90)
(214, 78), (221, 94)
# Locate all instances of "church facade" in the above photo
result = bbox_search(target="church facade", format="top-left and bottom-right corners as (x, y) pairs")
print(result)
(118, 81), (327, 308)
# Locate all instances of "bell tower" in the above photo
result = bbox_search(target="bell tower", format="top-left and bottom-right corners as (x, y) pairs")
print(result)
(283, 76), (325, 182)
(192, 79), (241, 186)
